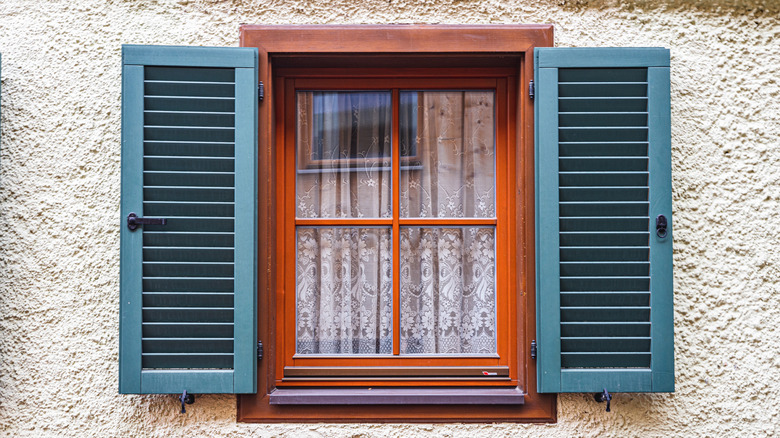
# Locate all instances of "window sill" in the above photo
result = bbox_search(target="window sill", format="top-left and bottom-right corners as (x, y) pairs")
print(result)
(268, 387), (524, 405)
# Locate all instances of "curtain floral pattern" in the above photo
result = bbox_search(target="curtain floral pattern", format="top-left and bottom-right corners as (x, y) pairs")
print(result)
(295, 90), (496, 355)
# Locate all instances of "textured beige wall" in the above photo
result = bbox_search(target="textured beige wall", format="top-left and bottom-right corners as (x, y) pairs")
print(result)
(0, 0), (778, 436)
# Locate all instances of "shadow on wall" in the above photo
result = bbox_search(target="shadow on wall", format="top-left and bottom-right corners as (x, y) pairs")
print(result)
(557, 0), (780, 14)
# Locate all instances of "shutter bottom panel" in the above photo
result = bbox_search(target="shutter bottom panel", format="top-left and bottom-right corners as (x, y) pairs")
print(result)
(142, 353), (234, 369)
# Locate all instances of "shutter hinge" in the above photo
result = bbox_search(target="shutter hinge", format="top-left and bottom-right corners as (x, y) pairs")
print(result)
(258, 81), (264, 103)
(531, 339), (537, 360)
(257, 340), (264, 361)
(529, 80), (535, 100)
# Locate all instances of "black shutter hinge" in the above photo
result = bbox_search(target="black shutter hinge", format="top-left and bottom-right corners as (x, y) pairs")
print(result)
(529, 80), (535, 100)
(530, 339), (537, 360)
(257, 340), (264, 361)
(258, 81), (264, 103)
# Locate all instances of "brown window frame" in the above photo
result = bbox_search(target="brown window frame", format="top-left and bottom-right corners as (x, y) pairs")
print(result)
(238, 24), (556, 423)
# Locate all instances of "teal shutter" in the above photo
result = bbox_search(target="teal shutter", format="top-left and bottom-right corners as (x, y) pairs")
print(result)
(535, 48), (673, 393)
(120, 45), (258, 394)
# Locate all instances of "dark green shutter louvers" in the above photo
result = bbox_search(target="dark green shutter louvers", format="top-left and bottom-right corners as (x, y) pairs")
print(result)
(120, 45), (258, 394)
(535, 48), (673, 393)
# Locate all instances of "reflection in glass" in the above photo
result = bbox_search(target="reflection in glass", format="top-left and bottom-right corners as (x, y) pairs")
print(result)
(296, 91), (392, 218)
(400, 91), (496, 218)
(296, 227), (393, 355)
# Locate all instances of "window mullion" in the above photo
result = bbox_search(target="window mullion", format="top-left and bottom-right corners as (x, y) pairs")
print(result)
(391, 88), (401, 356)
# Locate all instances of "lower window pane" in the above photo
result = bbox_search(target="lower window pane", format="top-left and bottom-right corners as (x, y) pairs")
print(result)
(296, 227), (393, 354)
(400, 227), (497, 355)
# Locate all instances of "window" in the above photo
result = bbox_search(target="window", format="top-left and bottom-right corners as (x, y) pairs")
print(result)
(278, 77), (513, 379)
(240, 25), (555, 422)
(118, 25), (673, 424)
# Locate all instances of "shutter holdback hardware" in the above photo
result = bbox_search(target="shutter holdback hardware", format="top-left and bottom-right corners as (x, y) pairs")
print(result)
(594, 388), (612, 412)
(179, 390), (195, 414)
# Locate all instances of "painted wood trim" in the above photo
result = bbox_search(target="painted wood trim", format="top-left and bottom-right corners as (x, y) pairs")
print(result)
(534, 61), (562, 393)
(648, 65), (675, 392)
(122, 45), (257, 68)
(560, 369), (652, 393)
(269, 387), (524, 405)
(233, 58), (260, 394)
(241, 24), (554, 54)
(140, 370), (235, 394)
(239, 24), (557, 423)
(119, 63), (145, 394)
(536, 48), (671, 68)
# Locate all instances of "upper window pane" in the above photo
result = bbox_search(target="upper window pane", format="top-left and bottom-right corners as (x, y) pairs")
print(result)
(296, 91), (392, 218)
(400, 91), (496, 218)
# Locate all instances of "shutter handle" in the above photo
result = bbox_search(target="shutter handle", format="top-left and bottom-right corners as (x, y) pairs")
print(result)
(594, 388), (612, 412)
(656, 214), (668, 238)
(127, 212), (167, 231)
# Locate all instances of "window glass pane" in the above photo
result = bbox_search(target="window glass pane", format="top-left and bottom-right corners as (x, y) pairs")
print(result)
(296, 91), (392, 218)
(399, 91), (496, 218)
(296, 227), (393, 355)
(399, 227), (497, 355)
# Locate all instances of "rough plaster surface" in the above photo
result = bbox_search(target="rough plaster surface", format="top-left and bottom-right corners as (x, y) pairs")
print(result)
(0, 0), (778, 436)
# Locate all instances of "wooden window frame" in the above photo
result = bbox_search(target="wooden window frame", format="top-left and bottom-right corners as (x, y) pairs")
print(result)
(238, 24), (556, 423)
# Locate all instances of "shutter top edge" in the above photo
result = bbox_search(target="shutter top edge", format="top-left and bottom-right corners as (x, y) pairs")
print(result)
(123, 45), (258, 68)
(535, 48), (670, 69)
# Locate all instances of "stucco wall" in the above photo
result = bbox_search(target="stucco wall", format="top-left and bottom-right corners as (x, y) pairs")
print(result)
(0, 0), (778, 436)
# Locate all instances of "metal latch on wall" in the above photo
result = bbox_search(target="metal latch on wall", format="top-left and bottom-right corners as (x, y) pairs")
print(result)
(258, 82), (264, 103)
(594, 388), (612, 412)
(529, 80), (535, 99)
(179, 390), (195, 414)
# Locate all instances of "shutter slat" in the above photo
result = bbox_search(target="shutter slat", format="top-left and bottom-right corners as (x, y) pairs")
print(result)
(144, 171), (234, 187)
(560, 322), (651, 337)
(560, 232), (649, 247)
(142, 322), (234, 338)
(536, 47), (673, 393)
(559, 157), (647, 172)
(144, 127), (235, 142)
(143, 201), (235, 217)
(143, 293), (234, 307)
(142, 247), (234, 262)
(560, 292), (650, 307)
(142, 308), (234, 322)
(144, 157), (235, 172)
(561, 337), (651, 353)
(142, 339), (234, 354)
(559, 142), (648, 157)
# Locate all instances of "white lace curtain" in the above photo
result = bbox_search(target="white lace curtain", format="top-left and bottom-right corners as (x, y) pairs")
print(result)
(295, 91), (497, 355)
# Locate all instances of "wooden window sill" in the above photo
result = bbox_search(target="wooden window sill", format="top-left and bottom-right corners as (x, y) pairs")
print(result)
(268, 387), (524, 405)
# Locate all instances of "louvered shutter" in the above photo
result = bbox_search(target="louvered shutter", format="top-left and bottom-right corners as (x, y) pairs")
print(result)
(120, 46), (258, 394)
(535, 48), (673, 393)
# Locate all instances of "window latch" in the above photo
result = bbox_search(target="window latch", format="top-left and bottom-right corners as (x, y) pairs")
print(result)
(179, 390), (195, 414)
(529, 80), (535, 100)
(258, 81), (264, 103)
(530, 340), (537, 360)
(257, 340), (264, 361)
(127, 212), (167, 231)
(594, 388), (612, 412)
